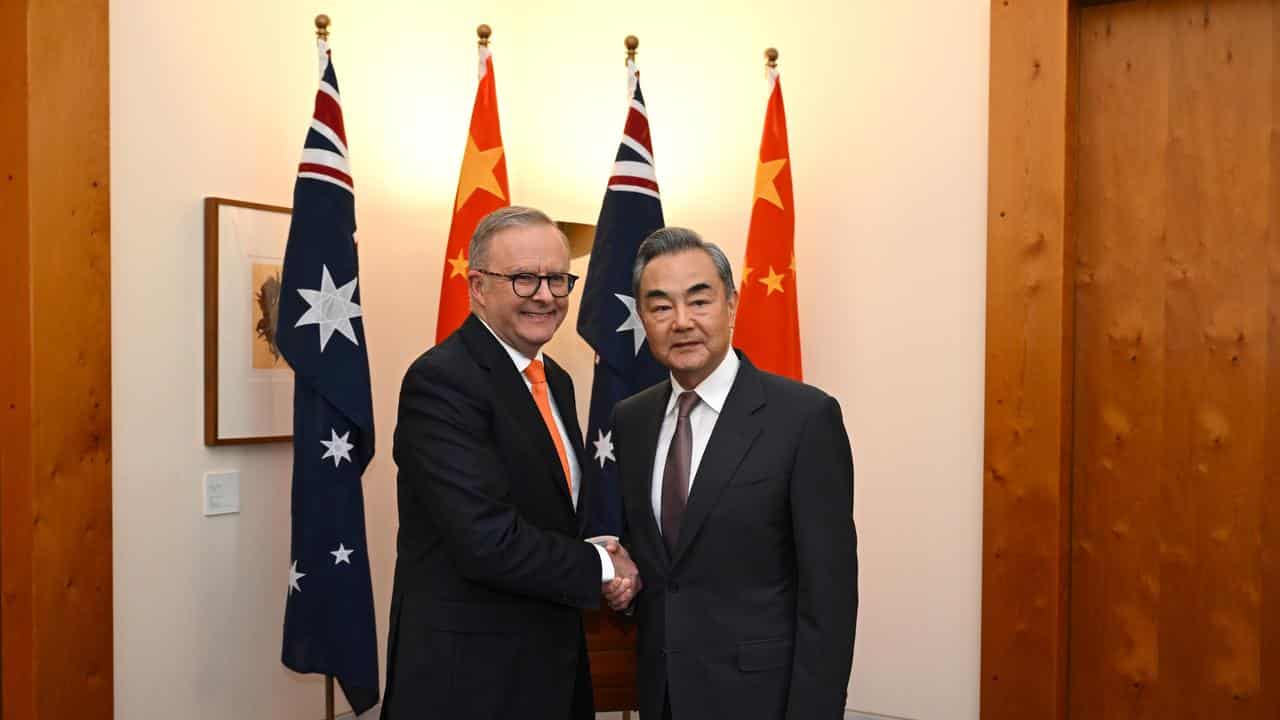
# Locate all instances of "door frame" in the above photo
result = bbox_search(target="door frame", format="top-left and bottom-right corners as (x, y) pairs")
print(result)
(981, 1), (1083, 719)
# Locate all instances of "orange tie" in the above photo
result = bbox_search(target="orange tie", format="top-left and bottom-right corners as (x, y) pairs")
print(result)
(524, 359), (572, 494)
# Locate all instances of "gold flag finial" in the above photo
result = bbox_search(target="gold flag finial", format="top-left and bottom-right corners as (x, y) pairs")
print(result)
(625, 35), (639, 64)
(765, 47), (779, 68)
(315, 14), (330, 40)
(477, 24), (492, 47)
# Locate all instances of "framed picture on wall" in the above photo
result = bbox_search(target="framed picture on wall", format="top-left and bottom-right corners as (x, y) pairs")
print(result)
(204, 197), (294, 446)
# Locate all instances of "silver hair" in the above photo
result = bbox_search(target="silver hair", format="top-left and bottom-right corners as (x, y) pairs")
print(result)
(632, 226), (736, 299)
(469, 206), (567, 270)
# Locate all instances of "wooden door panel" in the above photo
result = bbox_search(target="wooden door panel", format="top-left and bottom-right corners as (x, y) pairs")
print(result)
(1071, 1), (1277, 717)
(1072, 4), (1170, 718)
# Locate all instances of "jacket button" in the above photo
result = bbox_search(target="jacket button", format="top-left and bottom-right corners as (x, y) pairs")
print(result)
(668, 580), (680, 594)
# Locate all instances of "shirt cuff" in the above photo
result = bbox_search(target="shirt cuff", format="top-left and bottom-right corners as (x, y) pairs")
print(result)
(590, 541), (615, 582)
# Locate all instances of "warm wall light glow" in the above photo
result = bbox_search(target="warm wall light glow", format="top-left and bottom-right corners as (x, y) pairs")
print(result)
(324, 1), (808, 280)
(330, 3), (482, 209)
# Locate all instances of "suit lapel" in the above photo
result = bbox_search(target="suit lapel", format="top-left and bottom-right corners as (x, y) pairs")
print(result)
(635, 381), (672, 568)
(544, 356), (586, 524)
(670, 356), (766, 567)
(459, 315), (575, 514)
(545, 356), (583, 460)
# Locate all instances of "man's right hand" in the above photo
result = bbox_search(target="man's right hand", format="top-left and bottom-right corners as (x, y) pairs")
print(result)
(602, 540), (641, 610)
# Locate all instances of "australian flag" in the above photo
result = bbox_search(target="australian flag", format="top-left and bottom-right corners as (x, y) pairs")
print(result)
(277, 39), (380, 715)
(577, 63), (668, 537)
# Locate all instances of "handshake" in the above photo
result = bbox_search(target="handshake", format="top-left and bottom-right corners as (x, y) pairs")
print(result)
(596, 538), (642, 611)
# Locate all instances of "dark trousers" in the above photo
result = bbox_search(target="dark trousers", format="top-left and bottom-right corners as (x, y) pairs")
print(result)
(569, 633), (595, 720)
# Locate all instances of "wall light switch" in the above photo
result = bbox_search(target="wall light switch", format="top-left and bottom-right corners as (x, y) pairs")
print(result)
(203, 470), (240, 516)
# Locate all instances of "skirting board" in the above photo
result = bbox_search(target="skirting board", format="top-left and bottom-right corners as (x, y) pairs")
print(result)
(339, 708), (912, 719)
(593, 707), (916, 712)
(847, 711), (915, 720)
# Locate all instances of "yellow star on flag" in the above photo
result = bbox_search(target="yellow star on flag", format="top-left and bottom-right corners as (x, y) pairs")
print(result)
(447, 248), (469, 279)
(455, 135), (506, 212)
(753, 158), (788, 210)
(741, 265), (754, 286)
(789, 253), (797, 273)
(759, 266), (786, 296)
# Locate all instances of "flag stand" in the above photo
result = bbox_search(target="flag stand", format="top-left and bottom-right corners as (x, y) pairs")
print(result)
(325, 675), (336, 720)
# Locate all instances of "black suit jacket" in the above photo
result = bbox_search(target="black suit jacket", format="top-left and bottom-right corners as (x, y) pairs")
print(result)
(613, 352), (858, 720)
(381, 314), (601, 720)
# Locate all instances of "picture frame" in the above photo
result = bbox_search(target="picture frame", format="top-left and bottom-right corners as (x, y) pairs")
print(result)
(203, 197), (295, 446)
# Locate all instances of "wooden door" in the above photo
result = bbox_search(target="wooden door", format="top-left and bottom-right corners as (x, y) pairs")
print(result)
(1069, 1), (1280, 717)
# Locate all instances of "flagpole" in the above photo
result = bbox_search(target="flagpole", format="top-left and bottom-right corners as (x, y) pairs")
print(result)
(608, 34), (646, 720)
(314, 12), (336, 720)
(325, 675), (336, 720)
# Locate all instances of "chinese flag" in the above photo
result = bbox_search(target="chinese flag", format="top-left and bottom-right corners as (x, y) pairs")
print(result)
(734, 64), (802, 380)
(435, 43), (510, 343)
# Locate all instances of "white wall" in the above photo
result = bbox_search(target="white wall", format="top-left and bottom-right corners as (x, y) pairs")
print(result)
(111, 1), (988, 719)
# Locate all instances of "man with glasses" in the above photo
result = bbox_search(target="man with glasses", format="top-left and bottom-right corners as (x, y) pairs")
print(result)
(382, 206), (641, 720)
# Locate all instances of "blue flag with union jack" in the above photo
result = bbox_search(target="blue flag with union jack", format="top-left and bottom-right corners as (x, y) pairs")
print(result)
(277, 39), (379, 715)
(577, 63), (668, 537)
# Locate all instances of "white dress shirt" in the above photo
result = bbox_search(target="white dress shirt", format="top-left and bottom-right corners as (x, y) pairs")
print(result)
(651, 350), (741, 530)
(476, 318), (614, 581)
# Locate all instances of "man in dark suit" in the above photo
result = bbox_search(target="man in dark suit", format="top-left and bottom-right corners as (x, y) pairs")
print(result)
(607, 226), (858, 720)
(382, 206), (640, 720)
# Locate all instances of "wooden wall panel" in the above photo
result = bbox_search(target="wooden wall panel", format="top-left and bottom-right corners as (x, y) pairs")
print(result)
(1162, 2), (1271, 717)
(1, 0), (112, 717)
(1070, 1), (1278, 717)
(1264, 5), (1280, 715)
(1071, 4), (1169, 718)
(0, 0), (36, 716)
(583, 609), (638, 711)
(981, 2), (1075, 718)
(990, 2), (1280, 718)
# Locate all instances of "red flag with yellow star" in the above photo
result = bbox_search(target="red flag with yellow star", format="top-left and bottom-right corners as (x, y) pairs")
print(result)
(734, 62), (802, 380)
(435, 40), (509, 343)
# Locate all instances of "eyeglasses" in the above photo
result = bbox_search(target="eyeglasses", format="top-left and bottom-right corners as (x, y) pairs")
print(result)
(475, 269), (580, 298)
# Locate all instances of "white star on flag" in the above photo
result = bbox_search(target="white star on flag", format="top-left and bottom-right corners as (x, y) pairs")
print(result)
(614, 293), (646, 355)
(295, 265), (363, 351)
(331, 543), (354, 565)
(320, 428), (355, 467)
(288, 561), (306, 595)
(593, 429), (616, 468)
